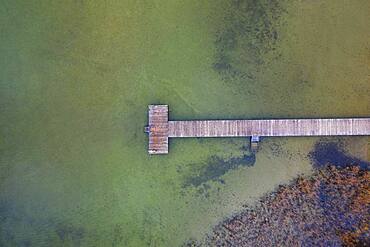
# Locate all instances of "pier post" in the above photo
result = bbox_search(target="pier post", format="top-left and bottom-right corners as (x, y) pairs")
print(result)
(251, 136), (260, 152)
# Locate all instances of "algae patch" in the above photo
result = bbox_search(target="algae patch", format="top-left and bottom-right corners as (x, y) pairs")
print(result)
(213, 0), (287, 81)
(309, 141), (370, 170)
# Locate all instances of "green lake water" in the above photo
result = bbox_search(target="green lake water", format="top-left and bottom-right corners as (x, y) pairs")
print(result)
(0, 0), (369, 246)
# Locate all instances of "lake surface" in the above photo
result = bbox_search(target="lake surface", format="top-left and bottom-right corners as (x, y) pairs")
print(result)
(0, 0), (369, 246)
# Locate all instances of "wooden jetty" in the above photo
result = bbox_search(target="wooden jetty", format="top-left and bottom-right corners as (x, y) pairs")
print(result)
(145, 105), (370, 154)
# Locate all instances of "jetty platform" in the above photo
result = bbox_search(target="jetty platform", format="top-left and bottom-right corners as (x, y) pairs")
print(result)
(145, 105), (370, 154)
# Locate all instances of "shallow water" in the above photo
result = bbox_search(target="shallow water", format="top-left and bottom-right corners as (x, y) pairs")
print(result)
(0, 0), (369, 246)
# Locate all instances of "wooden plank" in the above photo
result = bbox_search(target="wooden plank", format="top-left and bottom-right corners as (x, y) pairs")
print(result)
(148, 105), (168, 154)
(147, 105), (370, 154)
(168, 118), (370, 137)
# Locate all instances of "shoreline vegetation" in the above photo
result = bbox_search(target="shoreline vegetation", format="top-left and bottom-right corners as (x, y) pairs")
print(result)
(185, 163), (369, 246)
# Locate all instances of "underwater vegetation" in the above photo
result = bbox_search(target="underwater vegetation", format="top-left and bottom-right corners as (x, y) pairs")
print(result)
(1, 0), (369, 245)
(309, 141), (369, 170)
(213, 0), (286, 81)
(205, 164), (369, 246)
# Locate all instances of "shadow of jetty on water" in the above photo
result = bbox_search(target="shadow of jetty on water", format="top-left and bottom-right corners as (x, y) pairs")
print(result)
(184, 153), (256, 187)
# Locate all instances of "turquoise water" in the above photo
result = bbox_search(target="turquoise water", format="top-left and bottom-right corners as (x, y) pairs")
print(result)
(0, 0), (369, 246)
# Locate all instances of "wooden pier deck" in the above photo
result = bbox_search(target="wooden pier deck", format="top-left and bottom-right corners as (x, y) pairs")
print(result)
(145, 105), (370, 154)
(147, 105), (169, 154)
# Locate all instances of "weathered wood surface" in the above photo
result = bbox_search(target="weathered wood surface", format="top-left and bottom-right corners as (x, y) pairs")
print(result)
(148, 105), (168, 154)
(168, 118), (370, 137)
(146, 105), (370, 154)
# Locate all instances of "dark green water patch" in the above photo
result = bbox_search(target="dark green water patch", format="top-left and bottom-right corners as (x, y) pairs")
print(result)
(264, 139), (293, 158)
(0, 200), (86, 246)
(55, 223), (85, 245)
(184, 152), (256, 187)
(213, 0), (286, 81)
(309, 141), (370, 170)
(182, 238), (202, 247)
